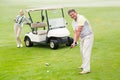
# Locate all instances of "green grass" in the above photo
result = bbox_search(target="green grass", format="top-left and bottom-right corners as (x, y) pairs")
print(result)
(0, 1), (120, 80)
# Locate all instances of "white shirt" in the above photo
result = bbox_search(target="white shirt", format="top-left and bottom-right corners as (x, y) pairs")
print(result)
(72, 14), (93, 38)
(15, 15), (28, 27)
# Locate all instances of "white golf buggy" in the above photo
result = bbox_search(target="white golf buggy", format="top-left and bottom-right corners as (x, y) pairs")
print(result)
(24, 6), (73, 49)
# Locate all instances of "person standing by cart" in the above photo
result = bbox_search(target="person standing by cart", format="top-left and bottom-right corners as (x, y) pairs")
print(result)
(68, 9), (94, 74)
(14, 9), (29, 48)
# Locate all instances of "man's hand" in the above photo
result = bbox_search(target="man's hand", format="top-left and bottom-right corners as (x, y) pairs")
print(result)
(71, 42), (78, 48)
(71, 42), (75, 48)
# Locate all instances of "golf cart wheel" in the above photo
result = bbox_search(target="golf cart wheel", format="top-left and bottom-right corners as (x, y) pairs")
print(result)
(66, 37), (73, 46)
(49, 40), (59, 49)
(24, 37), (33, 47)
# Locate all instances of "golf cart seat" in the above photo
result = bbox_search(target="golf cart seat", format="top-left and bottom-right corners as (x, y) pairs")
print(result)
(31, 22), (46, 28)
(37, 30), (47, 35)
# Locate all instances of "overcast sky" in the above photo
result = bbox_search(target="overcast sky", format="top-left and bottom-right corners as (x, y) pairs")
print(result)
(1, 0), (120, 7)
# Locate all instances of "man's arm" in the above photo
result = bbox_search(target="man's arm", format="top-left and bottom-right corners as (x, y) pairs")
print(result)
(75, 25), (82, 42)
(71, 26), (83, 48)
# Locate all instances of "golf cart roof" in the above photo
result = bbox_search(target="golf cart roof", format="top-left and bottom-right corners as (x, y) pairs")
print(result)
(26, 6), (64, 12)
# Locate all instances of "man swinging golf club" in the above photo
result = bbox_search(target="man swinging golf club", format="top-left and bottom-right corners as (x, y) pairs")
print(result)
(68, 9), (94, 74)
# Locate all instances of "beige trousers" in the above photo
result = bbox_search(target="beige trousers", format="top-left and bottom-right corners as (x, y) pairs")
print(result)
(14, 23), (22, 45)
(80, 34), (94, 72)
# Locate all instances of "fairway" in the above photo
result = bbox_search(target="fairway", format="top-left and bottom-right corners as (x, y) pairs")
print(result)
(0, 0), (120, 80)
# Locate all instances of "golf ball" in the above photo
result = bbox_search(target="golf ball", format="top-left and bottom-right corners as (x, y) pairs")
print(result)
(45, 63), (49, 66)
(47, 70), (49, 72)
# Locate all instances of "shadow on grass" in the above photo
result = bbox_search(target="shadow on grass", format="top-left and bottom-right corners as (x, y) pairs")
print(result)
(26, 43), (71, 50)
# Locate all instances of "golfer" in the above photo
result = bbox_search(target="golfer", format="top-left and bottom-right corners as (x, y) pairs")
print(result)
(14, 9), (29, 48)
(68, 9), (94, 74)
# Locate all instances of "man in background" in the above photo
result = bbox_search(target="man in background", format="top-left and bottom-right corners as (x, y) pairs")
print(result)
(14, 9), (29, 48)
